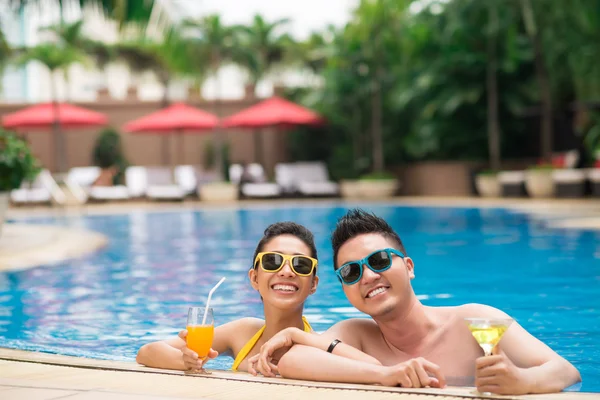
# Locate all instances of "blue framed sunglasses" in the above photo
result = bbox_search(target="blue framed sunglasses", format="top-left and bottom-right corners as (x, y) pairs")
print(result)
(335, 248), (405, 285)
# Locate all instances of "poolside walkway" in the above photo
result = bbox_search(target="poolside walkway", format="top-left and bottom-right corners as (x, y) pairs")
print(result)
(0, 348), (595, 400)
(0, 223), (107, 271)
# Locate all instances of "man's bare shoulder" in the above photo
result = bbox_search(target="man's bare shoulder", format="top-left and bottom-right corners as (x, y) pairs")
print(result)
(453, 303), (512, 319)
(325, 318), (379, 338)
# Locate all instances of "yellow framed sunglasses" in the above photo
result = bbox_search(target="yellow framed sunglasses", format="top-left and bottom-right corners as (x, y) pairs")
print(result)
(254, 252), (318, 276)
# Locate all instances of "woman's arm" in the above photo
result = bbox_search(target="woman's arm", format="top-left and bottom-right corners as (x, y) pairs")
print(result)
(136, 318), (255, 370)
(250, 320), (381, 376)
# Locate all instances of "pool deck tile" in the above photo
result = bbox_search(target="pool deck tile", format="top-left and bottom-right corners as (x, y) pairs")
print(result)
(0, 349), (597, 400)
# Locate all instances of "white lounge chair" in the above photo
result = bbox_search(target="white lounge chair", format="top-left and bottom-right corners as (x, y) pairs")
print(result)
(498, 171), (526, 197)
(293, 162), (340, 197)
(10, 169), (66, 205)
(552, 169), (586, 198)
(174, 165), (198, 197)
(587, 168), (600, 197)
(274, 163), (298, 195)
(125, 166), (148, 198)
(229, 163), (281, 198)
(145, 166), (186, 200)
(65, 166), (130, 203)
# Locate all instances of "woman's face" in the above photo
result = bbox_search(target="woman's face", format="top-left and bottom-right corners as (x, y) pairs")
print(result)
(249, 234), (319, 311)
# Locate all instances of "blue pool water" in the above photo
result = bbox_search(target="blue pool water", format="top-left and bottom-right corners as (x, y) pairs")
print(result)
(0, 204), (598, 391)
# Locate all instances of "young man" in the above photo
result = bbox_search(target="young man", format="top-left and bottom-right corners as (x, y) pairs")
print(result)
(248, 209), (581, 395)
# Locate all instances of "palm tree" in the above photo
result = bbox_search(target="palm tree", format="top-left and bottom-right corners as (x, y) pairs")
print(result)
(520, 0), (553, 163)
(486, 2), (501, 171)
(8, 0), (159, 28)
(231, 15), (293, 165)
(115, 25), (203, 108)
(16, 43), (87, 172)
(347, 0), (410, 173)
(0, 27), (11, 93)
(182, 15), (238, 180)
(233, 15), (292, 95)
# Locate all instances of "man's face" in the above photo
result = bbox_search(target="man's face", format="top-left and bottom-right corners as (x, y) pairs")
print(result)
(336, 233), (414, 319)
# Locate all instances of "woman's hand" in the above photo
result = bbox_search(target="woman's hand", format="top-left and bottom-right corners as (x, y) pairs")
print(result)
(178, 330), (218, 370)
(247, 328), (298, 377)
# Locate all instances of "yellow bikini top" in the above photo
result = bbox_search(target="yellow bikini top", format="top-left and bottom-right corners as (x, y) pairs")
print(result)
(231, 316), (312, 372)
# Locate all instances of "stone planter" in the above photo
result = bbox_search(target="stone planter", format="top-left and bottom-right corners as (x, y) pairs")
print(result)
(198, 182), (239, 202)
(0, 192), (9, 239)
(339, 180), (363, 199)
(358, 179), (399, 198)
(475, 174), (501, 197)
(525, 169), (555, 198)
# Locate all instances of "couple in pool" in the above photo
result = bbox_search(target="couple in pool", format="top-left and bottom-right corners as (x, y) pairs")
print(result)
(136, 208), (581, 395)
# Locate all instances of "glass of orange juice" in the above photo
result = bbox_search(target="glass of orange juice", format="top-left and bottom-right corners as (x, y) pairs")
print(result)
(186, 306), (215, 374)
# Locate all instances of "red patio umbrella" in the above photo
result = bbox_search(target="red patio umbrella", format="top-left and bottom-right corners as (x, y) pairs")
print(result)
(222, 96), (324, 128)
(123, 102), (219, 165)
(221, 96), (324, 165)
(2, 102), (108, 172)
(2, 103), (107, 129)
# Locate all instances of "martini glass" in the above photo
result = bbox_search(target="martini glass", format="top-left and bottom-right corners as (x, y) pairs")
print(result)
(465, 317), (514, 395)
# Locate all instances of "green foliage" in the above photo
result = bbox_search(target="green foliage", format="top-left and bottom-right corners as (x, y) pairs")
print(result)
(360, 171), (396, 181)
(92, 127), (128, 185)
(203, 141), (231, 181)
(477, 169), (499, 176)
(0, 129), (41, 191)
(232, 15), (293, 88)
(8, 1), (160, 29)
(16, 42), (88, 72)
(527, 163), (554, 171)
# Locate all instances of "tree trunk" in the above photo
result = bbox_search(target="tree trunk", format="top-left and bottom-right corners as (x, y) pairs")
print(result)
(371, 66), (384, 172)
(212, 52), (224, 181)
(49, 70), (64, 174)
(487, 3), (501, 171)
(521, 0), (553, 163)
(371, 1), (385, 173)
(253, 129), (263, 165)
(160, 77), (170, 109)
(352, 103), (362, 177)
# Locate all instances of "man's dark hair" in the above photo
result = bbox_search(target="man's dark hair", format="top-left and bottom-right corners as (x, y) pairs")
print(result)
(331, 208), (407, 268)
(252, 221), (318, 270)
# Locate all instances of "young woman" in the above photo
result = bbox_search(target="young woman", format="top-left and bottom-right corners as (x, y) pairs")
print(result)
(136, 221), (320, 372)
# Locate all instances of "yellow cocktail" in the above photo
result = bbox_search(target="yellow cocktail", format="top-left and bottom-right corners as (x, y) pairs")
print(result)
(465, 318), (513, 356)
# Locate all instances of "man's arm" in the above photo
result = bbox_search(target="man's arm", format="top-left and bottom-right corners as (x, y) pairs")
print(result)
(277, 345), (445, 388)
(462, 304), (581, 394)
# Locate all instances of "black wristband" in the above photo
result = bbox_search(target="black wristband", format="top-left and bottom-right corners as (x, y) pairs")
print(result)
(327, 339), (341, 353)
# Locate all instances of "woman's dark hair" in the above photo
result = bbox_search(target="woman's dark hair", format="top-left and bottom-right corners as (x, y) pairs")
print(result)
(252, 221), (318, 270)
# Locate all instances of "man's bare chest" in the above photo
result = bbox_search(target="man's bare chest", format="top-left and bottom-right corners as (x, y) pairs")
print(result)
(364, 328), (483, 378)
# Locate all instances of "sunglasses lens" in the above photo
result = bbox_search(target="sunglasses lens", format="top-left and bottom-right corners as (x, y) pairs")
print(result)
(261, 253), (284, 271)
(292, 256), (314, 275)
(368, 251), (392, 271)
(339, 263), (362, 284)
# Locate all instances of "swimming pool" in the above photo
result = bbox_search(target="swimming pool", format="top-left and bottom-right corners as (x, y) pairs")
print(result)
(0, 204), (598, 391)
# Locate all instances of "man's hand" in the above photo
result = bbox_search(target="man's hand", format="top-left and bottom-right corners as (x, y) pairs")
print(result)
(378, 358), (446, 388)
(178, 330), (218, 370)
(475, 348), (530, 395)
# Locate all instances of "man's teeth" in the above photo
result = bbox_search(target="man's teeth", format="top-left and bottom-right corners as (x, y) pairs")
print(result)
(273, 284), (298, 292)
(367, 287), (387, 298)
